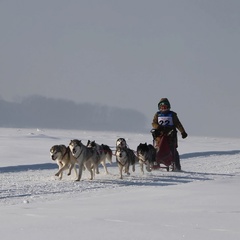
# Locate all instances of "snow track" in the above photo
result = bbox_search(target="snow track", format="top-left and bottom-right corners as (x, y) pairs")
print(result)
(1, 153), (239, 206)
(1, 128), (240, 206)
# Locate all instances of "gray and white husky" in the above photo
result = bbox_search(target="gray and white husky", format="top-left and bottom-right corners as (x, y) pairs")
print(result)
(50, 144), (78, 180)
(86, 140), (112, 174)
(115, 147), (138, 179)
(69, 139), (98, 181)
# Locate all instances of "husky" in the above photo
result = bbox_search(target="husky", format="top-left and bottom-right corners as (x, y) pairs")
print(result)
(69, 139), (98, 181)
(137, 143), (156, 174)
(86, 140), (112, 174)
(115, 147), (138, 179)
(50, 145), (78, 180)
(116, 138), (127, 149)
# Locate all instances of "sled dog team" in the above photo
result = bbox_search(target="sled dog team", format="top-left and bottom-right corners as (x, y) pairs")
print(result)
(50, 137), (157, 180)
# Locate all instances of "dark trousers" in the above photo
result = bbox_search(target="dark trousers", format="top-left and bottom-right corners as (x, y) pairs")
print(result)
(171, 147), (181, 170)
(166, 136), (181, 170)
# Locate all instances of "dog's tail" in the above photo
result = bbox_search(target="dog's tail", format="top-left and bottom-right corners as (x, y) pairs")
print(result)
(102, 144), (113, 163)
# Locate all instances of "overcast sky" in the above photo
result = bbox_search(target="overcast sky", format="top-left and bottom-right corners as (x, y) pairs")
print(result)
(1, 0), (240, 138)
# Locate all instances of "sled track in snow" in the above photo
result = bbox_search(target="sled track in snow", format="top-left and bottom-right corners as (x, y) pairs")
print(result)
(1, 153), (238, 206)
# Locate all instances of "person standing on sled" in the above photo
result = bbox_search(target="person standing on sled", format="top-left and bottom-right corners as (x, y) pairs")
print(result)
(151, 98), (188, 171)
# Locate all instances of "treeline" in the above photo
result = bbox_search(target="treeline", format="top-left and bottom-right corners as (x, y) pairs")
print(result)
(0, 96), (148, 132)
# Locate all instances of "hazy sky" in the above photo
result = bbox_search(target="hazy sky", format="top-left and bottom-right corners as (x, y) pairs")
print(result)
(1, 0), (240, 138)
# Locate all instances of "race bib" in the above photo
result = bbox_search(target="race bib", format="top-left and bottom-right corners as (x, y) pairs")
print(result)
(158, 113), (173, 126)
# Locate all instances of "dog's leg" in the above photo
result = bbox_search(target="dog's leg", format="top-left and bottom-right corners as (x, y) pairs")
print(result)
(132, 163), (135, 172)
(73, 164), (78, 180)
(55, 162), (67, 180)
(117, 163), (123, 179)
(76, 161), (84, 181)
(119, 165), (123, 179)
(91, 159), (99, 174)
(92, 152), (100, 174)
(67, 163), (74, 176)
(95, 163), (100, 174)
(56, 162), (63, 180)
(106, 152), (113, 164)
(91, 162), (96, 179)
(90, 167), (94, 180)
(101, 159), (109, 174)
(124, 162), (130, 175)
(85, 161), (94, 180)
(146, 162), (151, 172)
(125, 164), (130, 175)
(139, 161), (144, 174)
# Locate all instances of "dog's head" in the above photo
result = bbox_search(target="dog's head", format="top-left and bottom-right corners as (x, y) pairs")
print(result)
(69, 139), (82, 156)
(50, 145), (66, 161)
(116, 138), (127, 148)
(86, 140), (96, 148)
(137, 143), (149, 155)
(116, 147), (127, 159)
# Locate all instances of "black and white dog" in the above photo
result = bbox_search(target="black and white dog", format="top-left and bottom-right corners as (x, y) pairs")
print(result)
(115, 147), (138, 179)
(86, 140), (112, 174)
(137, 143), (156, 174)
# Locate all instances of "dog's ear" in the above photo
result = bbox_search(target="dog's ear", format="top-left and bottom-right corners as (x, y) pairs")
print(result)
(87, 140), (90, 145)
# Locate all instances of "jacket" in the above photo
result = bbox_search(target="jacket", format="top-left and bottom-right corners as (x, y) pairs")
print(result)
(152, 110), (186, 135)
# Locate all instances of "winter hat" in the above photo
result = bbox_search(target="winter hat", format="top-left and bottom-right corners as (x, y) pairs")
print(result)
(158, 98), (171, 109)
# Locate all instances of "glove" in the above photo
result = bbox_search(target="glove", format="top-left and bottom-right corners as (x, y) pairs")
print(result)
(181, 132), (188, 139)
(150, 129), (160, 139)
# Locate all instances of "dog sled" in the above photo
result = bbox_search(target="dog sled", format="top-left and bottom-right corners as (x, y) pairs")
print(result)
(151, 131), (176, 171)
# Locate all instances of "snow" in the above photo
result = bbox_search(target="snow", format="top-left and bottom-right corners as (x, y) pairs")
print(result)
(1, 128), (240, 240)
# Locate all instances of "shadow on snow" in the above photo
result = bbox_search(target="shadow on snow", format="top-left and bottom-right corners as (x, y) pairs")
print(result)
(0, 163), (56, 173)
(180, 150), (240, 159)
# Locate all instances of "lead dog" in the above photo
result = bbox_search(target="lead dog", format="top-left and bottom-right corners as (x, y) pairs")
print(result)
(86, 140), (112, 174)
(50, 144), (78, 180)
(69, 139), (98, 181)
(137, 143), (156, 174)
(115, 147), (138, 179)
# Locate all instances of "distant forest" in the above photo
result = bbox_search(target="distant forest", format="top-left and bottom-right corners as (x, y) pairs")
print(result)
(0, 96), (148, 132)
